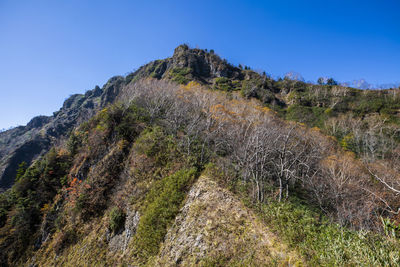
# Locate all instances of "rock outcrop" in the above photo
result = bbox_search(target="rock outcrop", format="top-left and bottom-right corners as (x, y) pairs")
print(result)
(155, 176), (302, 266)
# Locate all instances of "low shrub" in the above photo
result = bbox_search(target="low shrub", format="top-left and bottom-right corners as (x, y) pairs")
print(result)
(53, 227), (78, 254)
(134, 126), (178, 167)
(169, 67), (192, 85)
(109, 207), (126, 234)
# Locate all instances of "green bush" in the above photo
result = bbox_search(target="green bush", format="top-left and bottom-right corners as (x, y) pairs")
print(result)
(354, 98), (384, 116)
(67, 132), (81, 155)
(115, 104), (149, 142)
(109, 207), (126, 234)
(15, 161), (27, 182)
(134, 126), (178, 166)
(134, 168), (198, 259)
(214, 77), (232, 91)
(285, 104), (329, 127)
(169, 67), (192, 84)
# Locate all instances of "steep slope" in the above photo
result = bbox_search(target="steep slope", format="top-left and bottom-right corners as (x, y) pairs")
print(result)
(30, 174), (302, 267)
(0, 77), (124, 190)
(154, 175), (301, 266)
(2, 44), (400, 191)
(1, 45), (400, 266)
(0, 44), (279, 191)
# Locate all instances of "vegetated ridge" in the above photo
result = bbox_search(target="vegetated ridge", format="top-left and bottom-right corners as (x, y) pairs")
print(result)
(0, 45), (400, 266)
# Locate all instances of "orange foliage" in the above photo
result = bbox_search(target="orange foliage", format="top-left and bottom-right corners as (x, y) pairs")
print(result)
(65, 177), (84, 204)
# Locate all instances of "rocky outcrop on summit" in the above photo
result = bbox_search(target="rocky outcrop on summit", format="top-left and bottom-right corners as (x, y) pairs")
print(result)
(170, 45), (242, 80)
(128, 45), (284, 107)
(129, 44), (243, 84)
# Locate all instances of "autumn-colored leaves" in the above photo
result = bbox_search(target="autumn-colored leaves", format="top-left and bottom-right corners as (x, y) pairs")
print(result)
(65, 177), (90, 205)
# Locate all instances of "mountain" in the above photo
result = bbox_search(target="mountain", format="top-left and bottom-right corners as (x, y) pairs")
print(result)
(341, 78), (400, 90)
(0, 45), (282, 191)
(0, 78), (127, 190)
(284, 71), (305, 82)
(1, 45), (400, 266)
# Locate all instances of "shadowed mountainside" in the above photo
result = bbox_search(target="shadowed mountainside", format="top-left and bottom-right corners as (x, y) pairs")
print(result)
(0, 79), (123, 190)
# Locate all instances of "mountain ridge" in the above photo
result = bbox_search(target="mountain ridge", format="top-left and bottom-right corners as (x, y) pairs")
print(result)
(0, 44), (270, 190)
(2, 44), (400, 191)
(1, 45), (400, 266)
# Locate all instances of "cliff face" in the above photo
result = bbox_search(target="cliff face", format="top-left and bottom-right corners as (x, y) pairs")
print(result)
(128, 44), (243, 83)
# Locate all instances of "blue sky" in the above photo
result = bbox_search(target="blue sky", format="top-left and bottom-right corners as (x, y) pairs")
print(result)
(0, 0), (399, 129)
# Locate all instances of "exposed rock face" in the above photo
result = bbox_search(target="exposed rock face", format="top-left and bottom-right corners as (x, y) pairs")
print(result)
(0, 76), (125, 190)
(127, 44), (244, 85)
(107, 209), (140, 252)
(170, 45), (242, 80)
(155, 176), (302, 266)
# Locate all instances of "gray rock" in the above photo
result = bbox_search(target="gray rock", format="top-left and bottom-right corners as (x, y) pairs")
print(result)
(108, 209), (140, 252)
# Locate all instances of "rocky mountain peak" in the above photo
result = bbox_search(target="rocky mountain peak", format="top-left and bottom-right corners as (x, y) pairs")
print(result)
(170, 44), (242, 80)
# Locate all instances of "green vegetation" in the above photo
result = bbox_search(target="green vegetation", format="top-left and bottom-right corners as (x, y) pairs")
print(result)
(3, 46), (400, 266)
(67, 132), (81, 155)
(94, 103), (149, 141)
(381, 217), (400, 238)
(169, 67), (192, 84)
(134, 168), (198, 259)
(213, 77), (240, 91)
(256, 199), (400, 266)
(134, 126), (179, 168)
(134, 126), (171, 158)
(149, 60), (166, 79)
(0, 148), (72, 264)
(114, 104), (149, 142)
(285, 104), (329, 127)
(15, 161), (27, 182)
(109, 207), (126, 234)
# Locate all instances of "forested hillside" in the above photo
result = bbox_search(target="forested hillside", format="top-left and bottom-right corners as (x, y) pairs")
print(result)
(0, 45), (400, 266)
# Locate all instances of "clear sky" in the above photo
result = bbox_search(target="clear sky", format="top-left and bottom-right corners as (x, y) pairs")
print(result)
(0, 0), (399, 129)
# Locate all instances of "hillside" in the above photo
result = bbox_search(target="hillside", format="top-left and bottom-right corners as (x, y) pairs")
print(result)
(0, 78), (123, 190)
(0, 45), (400, 266)
(2, 44), (400, 191)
